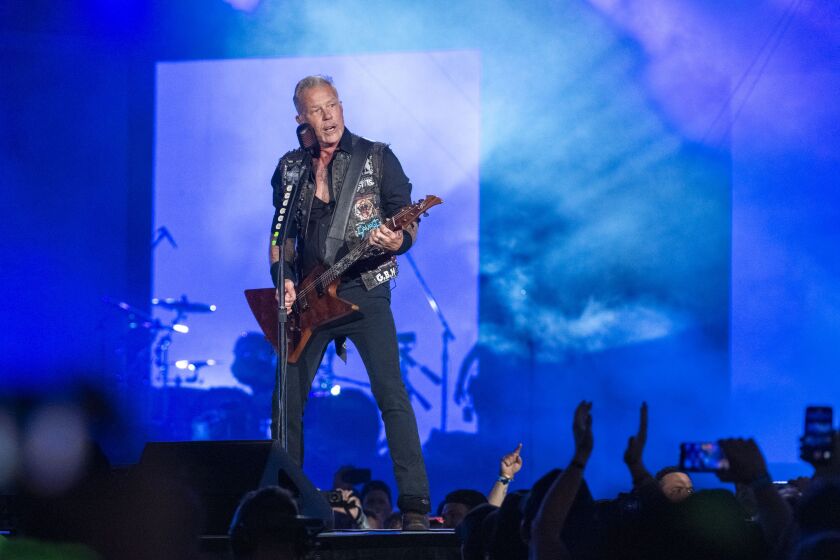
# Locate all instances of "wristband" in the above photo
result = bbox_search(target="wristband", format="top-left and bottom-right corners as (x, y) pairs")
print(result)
(270, 261), (281, 286)
(394, 229), (412, 255)
(271, 261), (296, 286)
(497, 476), (512, 485)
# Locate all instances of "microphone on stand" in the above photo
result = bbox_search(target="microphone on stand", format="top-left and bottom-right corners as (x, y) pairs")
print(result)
(271, 124), (318, 237)
(296, 123), (320, 158)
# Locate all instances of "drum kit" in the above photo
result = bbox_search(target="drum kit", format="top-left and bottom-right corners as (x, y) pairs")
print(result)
(103, 245), (451, 440)
(104, 294), (218, 389)
(103, 293), (250, 440)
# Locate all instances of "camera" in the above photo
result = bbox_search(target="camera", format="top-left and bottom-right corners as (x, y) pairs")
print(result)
(323, 490), (345, 505)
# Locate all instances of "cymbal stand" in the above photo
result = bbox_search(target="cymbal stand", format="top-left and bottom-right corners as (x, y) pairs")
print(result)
(404, 253), (455, 430)
(397, 337), (439, 411)
(313, 344), (371, 397)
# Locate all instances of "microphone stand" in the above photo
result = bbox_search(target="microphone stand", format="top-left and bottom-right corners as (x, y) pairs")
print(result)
(272, 149), (312, 449)
(404, 252), (455, 431)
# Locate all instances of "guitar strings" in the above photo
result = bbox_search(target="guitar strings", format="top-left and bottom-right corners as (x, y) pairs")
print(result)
(294, 204), (418, 302)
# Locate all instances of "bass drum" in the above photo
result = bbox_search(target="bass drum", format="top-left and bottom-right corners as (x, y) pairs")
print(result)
(231, 332), (277, 395)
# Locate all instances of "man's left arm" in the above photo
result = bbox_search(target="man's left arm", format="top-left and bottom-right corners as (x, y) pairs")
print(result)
(375, 146), (417, 254)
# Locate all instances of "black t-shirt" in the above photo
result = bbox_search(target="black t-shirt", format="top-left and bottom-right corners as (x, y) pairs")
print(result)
(301, 196), (335, 280)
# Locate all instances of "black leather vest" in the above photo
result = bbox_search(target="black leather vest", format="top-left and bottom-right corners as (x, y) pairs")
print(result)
(277, 133), (398, 289)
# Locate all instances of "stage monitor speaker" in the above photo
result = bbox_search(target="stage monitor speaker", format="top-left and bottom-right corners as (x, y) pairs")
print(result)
(138, 439), (333, 535)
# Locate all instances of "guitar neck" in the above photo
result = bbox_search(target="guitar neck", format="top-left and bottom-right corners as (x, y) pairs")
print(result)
(298, 196), (441, 299)
(321, 213), (411, 284)
(323, 241), (371, 284)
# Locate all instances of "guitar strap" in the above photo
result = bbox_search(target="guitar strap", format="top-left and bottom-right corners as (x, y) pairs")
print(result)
(324, 136), (373, 266)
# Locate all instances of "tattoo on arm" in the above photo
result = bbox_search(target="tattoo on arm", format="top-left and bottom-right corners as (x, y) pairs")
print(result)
(268, 239), (295, 264)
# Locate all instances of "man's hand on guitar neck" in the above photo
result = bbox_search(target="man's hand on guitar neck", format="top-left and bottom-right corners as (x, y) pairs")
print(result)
(274, 279), (296, 313)
(370, 224), (404, 253)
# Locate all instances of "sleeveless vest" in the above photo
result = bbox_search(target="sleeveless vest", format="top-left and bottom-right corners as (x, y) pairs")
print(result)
(277, 133), (398, 289)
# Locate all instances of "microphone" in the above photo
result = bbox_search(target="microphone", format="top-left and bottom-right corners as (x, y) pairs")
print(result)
(151, 226), (178, 249)
(160, 227), (178, 248)
(296, 123), (320, 158)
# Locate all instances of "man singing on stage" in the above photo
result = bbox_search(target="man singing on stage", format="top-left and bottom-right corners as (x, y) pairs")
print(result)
(268, 75), (431, 529)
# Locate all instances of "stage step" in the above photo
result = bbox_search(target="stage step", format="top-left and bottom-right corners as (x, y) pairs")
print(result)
(201, 530), (460, 559)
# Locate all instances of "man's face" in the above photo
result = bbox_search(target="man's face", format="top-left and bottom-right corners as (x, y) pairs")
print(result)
(441, 502), (470, 528)
(295, 85), (345, 149)
(362, 489), (392, 519)
(659, 471), (694, 502)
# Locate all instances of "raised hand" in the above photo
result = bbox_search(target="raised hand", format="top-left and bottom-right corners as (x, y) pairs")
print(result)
(487, 442), (524, 506)
(624, 402), (648, 467)
(500, 443), (524, 479)
(331, 488), (364, 527)
(800, 431), (840, 478)
(717, 438), (768, 483)
(572, 401), (594, 465)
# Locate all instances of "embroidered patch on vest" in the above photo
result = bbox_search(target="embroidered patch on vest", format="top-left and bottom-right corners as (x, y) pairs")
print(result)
(354, 195), (376, 221)
(353, 195), (381, 238)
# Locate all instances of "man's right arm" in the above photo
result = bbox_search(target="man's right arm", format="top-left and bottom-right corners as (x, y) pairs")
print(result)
(269, 238), (297, 284)
(269, 157), (299, 310)
(269, 232), (297, 312)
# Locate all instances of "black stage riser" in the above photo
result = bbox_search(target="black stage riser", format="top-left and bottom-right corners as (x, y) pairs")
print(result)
(201, 532), (459, 560)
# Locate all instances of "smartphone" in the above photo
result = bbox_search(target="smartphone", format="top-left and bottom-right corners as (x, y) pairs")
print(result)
(679, 442), (728, 472)
(802, 405), (834, 464)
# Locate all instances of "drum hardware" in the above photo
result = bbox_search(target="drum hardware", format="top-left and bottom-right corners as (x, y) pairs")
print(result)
(397, 332), (440, 411)
(404, 253), (455, 430)
(152, 296), (217, 314)
(169, 359), (221, 385)
(312, 344), (370, 398)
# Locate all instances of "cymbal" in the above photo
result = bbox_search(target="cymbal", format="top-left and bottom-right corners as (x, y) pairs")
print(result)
(103, 297), (189, 332)
(173, 359), (220, 371)
(152, 296), (217, 313)
(103, 296), (154, 321)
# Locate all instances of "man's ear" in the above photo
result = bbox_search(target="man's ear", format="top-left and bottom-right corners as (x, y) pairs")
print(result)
(295, 114), (303, 125)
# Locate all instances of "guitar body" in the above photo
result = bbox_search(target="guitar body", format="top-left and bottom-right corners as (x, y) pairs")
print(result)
(286, 263), (360, 364)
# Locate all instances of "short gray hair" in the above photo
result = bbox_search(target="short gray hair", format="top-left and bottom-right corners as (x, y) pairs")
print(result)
(293, 75), (337, 114)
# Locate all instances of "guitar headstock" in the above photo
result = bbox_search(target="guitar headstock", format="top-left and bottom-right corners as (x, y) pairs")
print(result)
(415, 195), (443, 214)
(387, 195), (443, 230)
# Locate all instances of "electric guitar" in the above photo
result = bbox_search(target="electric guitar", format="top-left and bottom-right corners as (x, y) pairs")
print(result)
(245, 195), (442, 363)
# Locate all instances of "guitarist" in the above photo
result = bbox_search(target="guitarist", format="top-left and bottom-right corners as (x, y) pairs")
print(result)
(268, 75), (431, 530)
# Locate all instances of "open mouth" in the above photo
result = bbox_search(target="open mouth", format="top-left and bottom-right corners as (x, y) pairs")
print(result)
(324, 125), (338, 135)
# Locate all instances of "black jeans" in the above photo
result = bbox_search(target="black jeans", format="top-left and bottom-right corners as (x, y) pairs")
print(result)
(273, 281), (430, 514)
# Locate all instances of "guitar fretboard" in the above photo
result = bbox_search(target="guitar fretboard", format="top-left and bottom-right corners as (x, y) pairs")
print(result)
(295, 203), (422, 302)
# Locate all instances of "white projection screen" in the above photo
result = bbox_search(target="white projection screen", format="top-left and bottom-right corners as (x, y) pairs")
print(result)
(154, 51), (480, 442)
